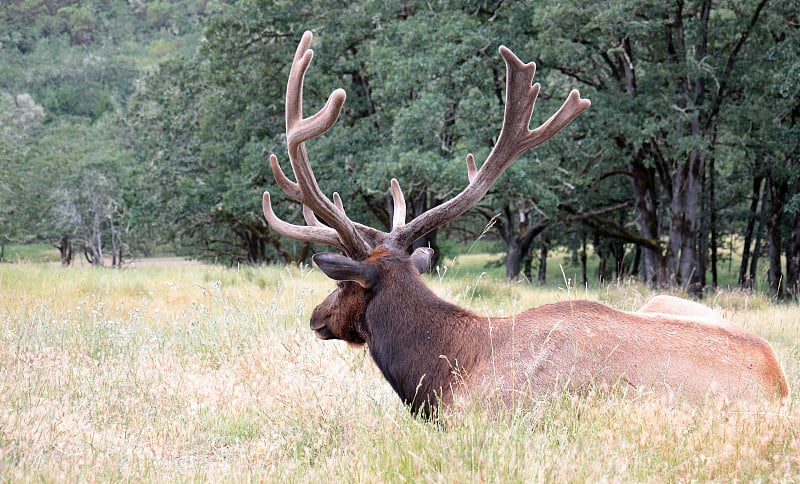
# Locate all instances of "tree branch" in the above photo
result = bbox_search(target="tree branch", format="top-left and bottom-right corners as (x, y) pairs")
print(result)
(559, 203), (662, 252)
(704, 0), (769, 133)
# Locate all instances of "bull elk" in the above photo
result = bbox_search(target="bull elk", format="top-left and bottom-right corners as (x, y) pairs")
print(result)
(262, 31), (789, 417)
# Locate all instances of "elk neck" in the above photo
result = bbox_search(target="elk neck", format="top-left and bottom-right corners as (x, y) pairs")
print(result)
(361, 249), (494, 415)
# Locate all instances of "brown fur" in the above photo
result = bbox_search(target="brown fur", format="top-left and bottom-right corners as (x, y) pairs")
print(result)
(639, 295), (730, 325)
(312, 248), (789, 417)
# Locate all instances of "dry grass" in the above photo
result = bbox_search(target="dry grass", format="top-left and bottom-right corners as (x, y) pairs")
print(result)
(0, 260), (798, 481)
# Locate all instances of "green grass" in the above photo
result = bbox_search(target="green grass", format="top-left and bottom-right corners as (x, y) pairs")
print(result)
(1, 243), (61, 263)
(0, 260), (798, 481)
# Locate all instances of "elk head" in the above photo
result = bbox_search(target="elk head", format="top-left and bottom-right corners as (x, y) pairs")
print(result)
(309, 247), (434, 345)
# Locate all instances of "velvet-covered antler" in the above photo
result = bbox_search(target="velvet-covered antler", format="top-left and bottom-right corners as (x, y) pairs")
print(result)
(263, 31), (590, 258)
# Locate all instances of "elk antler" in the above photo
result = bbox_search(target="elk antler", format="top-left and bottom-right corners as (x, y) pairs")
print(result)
(383, 47), (591, 249)
(263, 31), (591, 258)
(263, 31), (373, 259)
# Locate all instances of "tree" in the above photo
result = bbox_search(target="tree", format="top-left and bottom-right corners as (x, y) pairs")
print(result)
(526, 0), (789, 295)
(317, 1), (590, 279)
(720, 0), (800, 298)
(116, 0), (800, 292)
(0, 0), (210, 262)
(14, 115), (133, 266)
(126, 6), (300, 263)
(0, 90), (46, 251)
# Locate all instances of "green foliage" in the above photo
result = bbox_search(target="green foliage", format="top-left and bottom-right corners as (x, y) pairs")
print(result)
(2, 0), (798, 287)
(0, 90), (45, 245)
(56, 5), (96, 44)
(517, 0), (800, 290)
(0, 0), (210, 258)
(124, 0), (599, 264)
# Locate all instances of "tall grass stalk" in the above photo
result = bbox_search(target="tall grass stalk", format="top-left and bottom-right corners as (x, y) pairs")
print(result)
(1, 261), (798, 481)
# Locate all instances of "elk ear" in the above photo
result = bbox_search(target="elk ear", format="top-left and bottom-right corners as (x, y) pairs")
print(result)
(312, 253), (378, 289)
(411, 247), (434, 274)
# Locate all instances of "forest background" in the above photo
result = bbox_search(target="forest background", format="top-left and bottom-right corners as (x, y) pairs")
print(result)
(1, 0), (798, 299)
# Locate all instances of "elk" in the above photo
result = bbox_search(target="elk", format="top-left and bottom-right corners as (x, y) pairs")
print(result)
(262, 32), (789, 417)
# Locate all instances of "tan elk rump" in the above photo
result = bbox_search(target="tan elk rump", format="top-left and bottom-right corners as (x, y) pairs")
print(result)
(262, 31), (789, 417)
(638, 294), (732, 326)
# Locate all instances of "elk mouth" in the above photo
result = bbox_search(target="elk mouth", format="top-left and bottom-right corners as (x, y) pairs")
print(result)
(310, 320), (334, 340)
(313, 327), (335, 340)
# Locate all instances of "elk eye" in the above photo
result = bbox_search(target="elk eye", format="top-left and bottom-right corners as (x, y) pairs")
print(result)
(337, 282), (346, 290)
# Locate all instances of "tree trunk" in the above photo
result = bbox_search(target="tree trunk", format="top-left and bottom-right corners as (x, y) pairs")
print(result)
(595, 232), (610, 283)
(88, 208), (104, 266)
(506, 238), (523, 282)
(678, 150), (704, 297)
(765, 174), (787, 298)
(57, 235), (73, 266)
(708, 147), (718, 288)
(631, 244), (641, 278)
(698, 151), (709, 289)
(665, 161), (684, 288)
(522, 253), (532, 282)
(750, 181), (769, 288)
(739, 175), (763, 288)
(612, 240), (625, 280)
(786, 210), (800, 301)
(111, 229), (120, 267)
(491, 203), (548, 281)
(537, 239), (548, 284)
(662, 0), (709, 297)
(240, 226), (267, 265)
(579, 233), (587, 287)
(628, 158), (664, 285)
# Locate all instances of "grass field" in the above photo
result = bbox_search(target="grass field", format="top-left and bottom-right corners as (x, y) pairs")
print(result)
(1, 257), (799, 481)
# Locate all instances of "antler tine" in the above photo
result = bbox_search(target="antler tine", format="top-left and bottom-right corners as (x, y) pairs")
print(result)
(307, 192), (384, 246)
(528, 89), (590, 149)
(390, 179), (406, 229)
(267, 30), (372, 260)
(332, 192), (345, 212)
(262, 192), (345, 251)
(494, 46), (591, 155)
(386, 45), (590, 250)
(465, 154), (477, 184)
(269, 154), (302, 200)
(302, 205), (323, 226)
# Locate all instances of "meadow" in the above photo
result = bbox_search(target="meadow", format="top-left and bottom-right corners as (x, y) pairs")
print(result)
(1, 255), (798, 481)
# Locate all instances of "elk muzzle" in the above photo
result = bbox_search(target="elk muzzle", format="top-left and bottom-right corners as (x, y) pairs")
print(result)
(309, 305), (334, 340)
